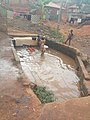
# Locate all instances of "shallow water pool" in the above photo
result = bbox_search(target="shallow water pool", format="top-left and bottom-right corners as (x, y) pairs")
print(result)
(17, 48), (80, 102)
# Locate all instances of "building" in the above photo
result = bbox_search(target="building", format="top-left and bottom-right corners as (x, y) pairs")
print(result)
(44, 2), (64, 21)
(68, 4), (90, 24)
(68, 5), (81, 23)
(1, 0), (29, 13)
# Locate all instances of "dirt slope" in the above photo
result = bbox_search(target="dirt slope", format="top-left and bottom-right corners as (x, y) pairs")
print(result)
(44, 21), (90, 58)
(0, 32), (42, 120)
(39, 96), (90, 120)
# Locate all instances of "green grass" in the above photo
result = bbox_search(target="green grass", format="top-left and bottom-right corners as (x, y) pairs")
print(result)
(49, 29), (63, 38)
(32, 86), (56, 104)
(49, 28), (64, 43)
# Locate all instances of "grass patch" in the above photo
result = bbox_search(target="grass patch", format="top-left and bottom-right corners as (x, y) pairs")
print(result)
(48, 28), (64, 43)
(32, 86), (56, 104)
(49, 28), (64, 38)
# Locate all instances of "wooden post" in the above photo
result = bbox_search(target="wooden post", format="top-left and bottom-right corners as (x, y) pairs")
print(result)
(57, 1), (63, 31)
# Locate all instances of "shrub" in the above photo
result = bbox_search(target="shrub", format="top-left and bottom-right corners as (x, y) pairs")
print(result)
(49, 29), (63, 39)
(32, 86), (55, 104)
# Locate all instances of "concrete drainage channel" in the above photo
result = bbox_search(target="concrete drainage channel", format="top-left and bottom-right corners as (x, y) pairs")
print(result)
(46, 40), (90, 96)
(11, 35), (90, 102)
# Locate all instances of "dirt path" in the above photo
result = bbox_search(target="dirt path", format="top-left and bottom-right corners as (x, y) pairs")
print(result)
(0, 32), (42, 120)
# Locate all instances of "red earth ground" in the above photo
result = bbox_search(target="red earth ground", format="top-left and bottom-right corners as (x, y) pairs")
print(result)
(0, 32), (43, 120)
(44, 20), (90, 61)
(0, 18), (90, 120)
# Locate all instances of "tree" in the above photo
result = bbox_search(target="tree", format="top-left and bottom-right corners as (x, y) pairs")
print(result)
(35, 0), (54, 19)
(83, 0), (90, 4)
(68, 0), (90, 4)
(37, 0), (53, 5)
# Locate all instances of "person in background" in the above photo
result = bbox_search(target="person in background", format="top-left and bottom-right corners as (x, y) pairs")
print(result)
(64, 30), (74, 45)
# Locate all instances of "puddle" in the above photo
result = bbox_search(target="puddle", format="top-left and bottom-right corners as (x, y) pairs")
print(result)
(16, 47), (80, 102)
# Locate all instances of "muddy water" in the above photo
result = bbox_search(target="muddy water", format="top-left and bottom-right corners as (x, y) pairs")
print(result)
(17, 48), (80, 102)
(47, 48), (76, 69)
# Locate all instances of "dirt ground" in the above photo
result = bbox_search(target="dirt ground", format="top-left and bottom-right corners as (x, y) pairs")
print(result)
(41, 20), (90, 72)
(0, 18), (90, 120)
(0, 32), (42, 120)
(44, 20), (90, 61)
(8, 18), (90, 62)
(39, 96), (90, 120)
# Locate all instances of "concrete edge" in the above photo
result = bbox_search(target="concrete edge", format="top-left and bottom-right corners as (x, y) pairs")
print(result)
(11, 40), (20, 62)
(46, 40), (90, 95)
(46, 40), (90, 81)
(8, 33), (38, 37)
(61, 44), (90, 81)
(11, 40), (42, 104)
(11, 38), (90, 96)
(26, 87), (41, 105)
(76, 56), (90, 80)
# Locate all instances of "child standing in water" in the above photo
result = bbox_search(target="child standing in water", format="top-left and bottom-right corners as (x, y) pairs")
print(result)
(37, 36), (46, 56)
(40, 40), (46, 56)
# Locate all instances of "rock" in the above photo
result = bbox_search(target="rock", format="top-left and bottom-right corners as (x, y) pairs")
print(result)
(33, 108), (35, 112)
(30, 82), (37, 89)
(12, 113), (17, 116)
(15, 98), (21, 103)
(23, 82), (30, 86)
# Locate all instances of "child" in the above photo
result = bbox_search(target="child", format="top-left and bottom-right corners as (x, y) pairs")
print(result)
(65, 30), (74, 45)
(40, 41), (46, 56)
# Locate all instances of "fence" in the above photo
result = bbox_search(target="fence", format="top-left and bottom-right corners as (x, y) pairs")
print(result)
(0, 4), (7, 32)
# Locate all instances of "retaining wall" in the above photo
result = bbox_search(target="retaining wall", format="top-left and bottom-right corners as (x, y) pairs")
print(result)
(11, 38), (90, 96)
(11, 38), (90, 81)
(46, 40), (90, 96)
(46, 40), (90, 81)
(11, 41), (20, 62)
(8, 33), (38, 38)
(13, 37), (38, 46)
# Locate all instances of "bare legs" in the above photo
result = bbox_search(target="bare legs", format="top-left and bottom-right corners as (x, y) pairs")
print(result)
(65, 39), (71, 45)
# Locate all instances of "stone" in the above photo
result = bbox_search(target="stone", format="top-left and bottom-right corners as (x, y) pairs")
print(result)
(23, 82), (30, 86)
